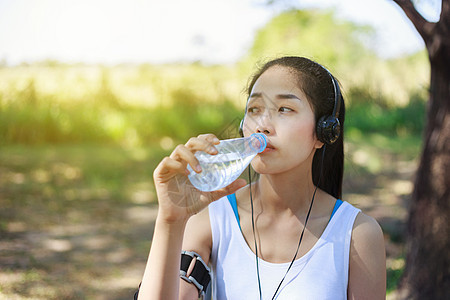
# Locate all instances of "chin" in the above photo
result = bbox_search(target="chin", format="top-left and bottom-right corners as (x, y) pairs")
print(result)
(250, 160), (265, 174)
(250, 160), (280, 175)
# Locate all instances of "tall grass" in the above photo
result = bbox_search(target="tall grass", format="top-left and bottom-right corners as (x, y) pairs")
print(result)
(0, 65), (245, 146)
(0, 63), (427, 147)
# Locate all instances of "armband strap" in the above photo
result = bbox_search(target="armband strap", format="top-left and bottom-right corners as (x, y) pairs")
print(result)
(180, 250), (211, 297)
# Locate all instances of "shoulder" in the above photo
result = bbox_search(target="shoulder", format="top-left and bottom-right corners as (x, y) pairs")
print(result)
(182, 195), (231, 262)
(348, 212), (386, 299)
(351, 212), (384, 247)
(350, 212), (385, 263)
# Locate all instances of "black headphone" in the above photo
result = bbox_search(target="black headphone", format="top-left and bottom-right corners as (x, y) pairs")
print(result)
(239, 72), (341, 145)
(316, 73), (341, 145)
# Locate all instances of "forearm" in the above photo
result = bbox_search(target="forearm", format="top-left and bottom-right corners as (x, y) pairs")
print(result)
(138, 217), (187, 300)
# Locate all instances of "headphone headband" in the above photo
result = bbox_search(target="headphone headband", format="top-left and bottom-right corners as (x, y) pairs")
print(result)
(330, 75), (341, 120)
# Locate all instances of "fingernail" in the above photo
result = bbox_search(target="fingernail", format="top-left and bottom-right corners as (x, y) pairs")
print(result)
(213, 137), (219, 143)
(196, 164), (202, 172)
(209, 146), (217, 153)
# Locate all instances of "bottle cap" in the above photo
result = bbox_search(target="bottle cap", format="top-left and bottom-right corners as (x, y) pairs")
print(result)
(250, 133), (267, 153)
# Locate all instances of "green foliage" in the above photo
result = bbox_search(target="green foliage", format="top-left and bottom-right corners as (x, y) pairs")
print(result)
(0, 67), (242, 146)
(239, 8), (429, 107)
(242, 9), (375, 72)
(346, 87), (426, 136)
(0, 86), (113, 145)
(0, 60), (427, 145)
(131, 87), (241, 144)
(387, 257), (405, 294)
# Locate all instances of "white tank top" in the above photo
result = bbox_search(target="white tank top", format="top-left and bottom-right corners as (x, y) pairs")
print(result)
(208, 197), (360, 300)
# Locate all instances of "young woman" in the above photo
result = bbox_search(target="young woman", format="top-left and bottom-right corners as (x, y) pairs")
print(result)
(136, 57), (386, 299)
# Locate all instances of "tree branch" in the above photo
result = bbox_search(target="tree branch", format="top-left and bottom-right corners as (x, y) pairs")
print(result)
(440, 0), (450, 33)
(392, 0), (433, 43)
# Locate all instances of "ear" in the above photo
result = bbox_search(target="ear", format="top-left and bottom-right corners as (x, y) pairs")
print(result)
(313, 127), (324, 149)
(314, 139), (324, 149)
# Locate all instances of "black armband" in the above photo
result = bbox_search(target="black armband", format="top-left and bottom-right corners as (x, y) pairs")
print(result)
(180, 250), (211, 298)
(133, 251), (211, 299)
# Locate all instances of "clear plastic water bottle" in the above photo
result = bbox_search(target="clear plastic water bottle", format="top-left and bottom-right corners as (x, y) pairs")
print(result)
(187, 133), (267, 192)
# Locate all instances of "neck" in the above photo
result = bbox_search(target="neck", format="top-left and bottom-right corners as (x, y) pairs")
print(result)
(254, 164), (316, 216)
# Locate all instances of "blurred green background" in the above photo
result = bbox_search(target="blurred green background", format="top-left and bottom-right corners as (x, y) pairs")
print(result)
(0, 8), (427, 300)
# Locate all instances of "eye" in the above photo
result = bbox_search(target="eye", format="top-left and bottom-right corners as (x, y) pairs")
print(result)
(279, 106), (293, 113)
(247, 106), (260, 114)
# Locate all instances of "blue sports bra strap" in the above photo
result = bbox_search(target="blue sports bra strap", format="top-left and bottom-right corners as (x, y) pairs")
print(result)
(330, 199), (343, 221)
(227, 194), (241, 230)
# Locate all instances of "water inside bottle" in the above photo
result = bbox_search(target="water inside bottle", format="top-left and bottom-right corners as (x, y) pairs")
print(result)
(187, 152), (255, 192)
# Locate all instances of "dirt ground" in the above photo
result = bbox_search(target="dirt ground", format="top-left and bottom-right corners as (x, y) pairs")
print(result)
(0, 142), (417, 299)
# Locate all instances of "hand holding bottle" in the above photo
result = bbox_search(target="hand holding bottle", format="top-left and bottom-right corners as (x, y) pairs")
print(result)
(187, 133), (267, 191)
(153, 134), (247, 223)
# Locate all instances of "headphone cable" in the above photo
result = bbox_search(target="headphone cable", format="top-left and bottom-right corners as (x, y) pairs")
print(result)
(250, 144), (327, 300)
(249, 167), (263, 300)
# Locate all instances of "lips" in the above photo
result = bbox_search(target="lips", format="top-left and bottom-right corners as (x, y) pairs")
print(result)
(262, 142), (275, 153)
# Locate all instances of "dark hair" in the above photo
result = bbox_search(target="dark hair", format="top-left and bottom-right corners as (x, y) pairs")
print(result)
(246, 56), (345, 199)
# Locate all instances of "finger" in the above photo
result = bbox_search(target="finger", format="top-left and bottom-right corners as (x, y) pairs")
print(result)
(197, 133), (220, 145)
(153, 157), (186, 180)
(170, 145), (202, 173)
(185, 137), (218, 155)
(209, 178), (247, 202)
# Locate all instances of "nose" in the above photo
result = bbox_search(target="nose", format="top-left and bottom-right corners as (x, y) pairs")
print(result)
(255, 112), (274, 135)
(256, 127), (271, 135)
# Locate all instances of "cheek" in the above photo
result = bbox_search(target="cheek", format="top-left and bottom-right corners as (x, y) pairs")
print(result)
(243, 114), (264, 130)
(281, 119), (317, 141)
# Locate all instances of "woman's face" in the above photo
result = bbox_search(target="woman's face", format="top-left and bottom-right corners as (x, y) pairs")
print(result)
(242, 66), (323, 175)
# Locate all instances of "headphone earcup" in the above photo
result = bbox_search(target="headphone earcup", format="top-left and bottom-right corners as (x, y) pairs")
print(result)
(239, 119), (244, 137)
(316, 115), (341, 145)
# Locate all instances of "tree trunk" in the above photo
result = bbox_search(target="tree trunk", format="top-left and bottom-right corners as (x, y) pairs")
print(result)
(400, 48), (450, 300)
(395, 1), (450, 299)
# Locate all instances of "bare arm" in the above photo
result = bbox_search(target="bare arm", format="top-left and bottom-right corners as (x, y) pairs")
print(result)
(179, 207), (213, 299)
(138, 217), (188, 300)
(348, 213), (386, 300)
(137, 134), (246, 300)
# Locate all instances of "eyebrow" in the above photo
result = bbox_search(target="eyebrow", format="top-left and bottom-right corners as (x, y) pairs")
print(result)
(249, 92), (301, 101)
(277, 93), (301, 100)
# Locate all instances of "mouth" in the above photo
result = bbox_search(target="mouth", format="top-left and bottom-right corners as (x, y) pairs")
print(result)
(261, 142), (275, 153)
